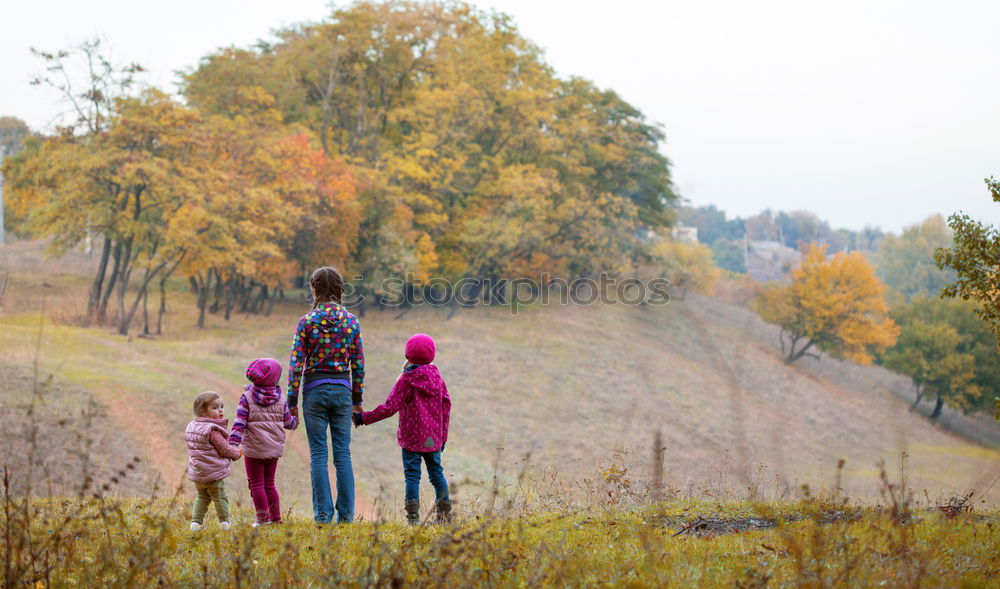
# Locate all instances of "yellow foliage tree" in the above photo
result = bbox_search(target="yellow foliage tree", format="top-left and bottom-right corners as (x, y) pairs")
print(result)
(754, 244), (899, 364)
(648, 239), (720, 299)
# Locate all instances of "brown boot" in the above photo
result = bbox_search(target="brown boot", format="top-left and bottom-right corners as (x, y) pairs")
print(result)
(435, 499), (452, 524)
(404, 499), (420, 526)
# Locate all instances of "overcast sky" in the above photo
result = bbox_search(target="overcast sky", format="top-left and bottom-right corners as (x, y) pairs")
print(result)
(2, 0), (998, 233)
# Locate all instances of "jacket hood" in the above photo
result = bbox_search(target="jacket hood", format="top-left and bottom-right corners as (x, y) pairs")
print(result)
(403, 364), (443, 397)
(194, 416), (229, 428)
(246, 383), (283, 406)
(309, 302), (348, 334)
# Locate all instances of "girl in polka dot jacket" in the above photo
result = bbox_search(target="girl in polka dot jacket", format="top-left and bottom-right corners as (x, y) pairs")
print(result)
(354, 334), (452, 525)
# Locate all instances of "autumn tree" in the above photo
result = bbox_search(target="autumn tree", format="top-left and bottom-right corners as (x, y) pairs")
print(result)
(6, 61), (361, 332)
(882, 321), (978, 419)
(174, 95), (360, 328)
(754, 244), (899, 364)
(877, 215), (956, 300)
(934, 177), (1000, 349)
(4, 40), (145, 323)
(0, 116), (30, 244)
(182, 1), (678, 291)
(4, 89), (207, 334)
(648, 239), (720, 299)
(881, 296), (993, 418)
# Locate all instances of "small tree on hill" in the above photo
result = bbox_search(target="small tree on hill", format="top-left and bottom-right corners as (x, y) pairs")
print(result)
(881, 319), (980, 419)
(650, 238), (720, 300)
(754, 244), (899, 364)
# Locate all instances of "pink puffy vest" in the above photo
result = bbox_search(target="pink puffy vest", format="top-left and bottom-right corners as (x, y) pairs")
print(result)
(242, 395), (288, 460)
(185, 418), (232, 483)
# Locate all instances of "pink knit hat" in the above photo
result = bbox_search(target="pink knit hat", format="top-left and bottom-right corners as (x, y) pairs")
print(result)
(404, 333), (435, 365)
(246, 358), (282, 387)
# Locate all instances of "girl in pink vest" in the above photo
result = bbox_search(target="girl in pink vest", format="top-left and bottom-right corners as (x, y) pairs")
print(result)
(185, 391), (242, 531)
(229, 358), (298, 525)
(355, 334), (452, 524)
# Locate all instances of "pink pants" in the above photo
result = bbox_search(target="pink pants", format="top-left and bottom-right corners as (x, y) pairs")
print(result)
(245, 457), (281, 524)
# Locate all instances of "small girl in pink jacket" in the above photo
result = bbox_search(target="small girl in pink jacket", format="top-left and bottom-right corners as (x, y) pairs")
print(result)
(228, 358), (298, 526)
(185, 391), (242, 531)
(355, 334), (452, 524)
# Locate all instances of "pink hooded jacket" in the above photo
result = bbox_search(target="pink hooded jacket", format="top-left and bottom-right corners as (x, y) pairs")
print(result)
(361, 364), (451, 453)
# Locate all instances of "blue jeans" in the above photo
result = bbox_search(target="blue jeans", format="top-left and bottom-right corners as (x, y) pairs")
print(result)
(402, 447), (449, 503)
(303, 384), (355, 523)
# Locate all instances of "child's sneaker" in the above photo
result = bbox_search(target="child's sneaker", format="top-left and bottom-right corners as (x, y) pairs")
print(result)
(251, 521), (269, 528)
(189, 522), (203, 532)
(218, 521), (232, 530)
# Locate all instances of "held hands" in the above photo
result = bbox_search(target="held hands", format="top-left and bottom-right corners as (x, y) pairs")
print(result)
(352, 412), (364, 428)
(289, 406), (298, 419)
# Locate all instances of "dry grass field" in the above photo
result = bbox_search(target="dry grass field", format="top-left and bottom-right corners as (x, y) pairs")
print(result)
(3, 239), (1000, 587)
(1, 239), (998, 519)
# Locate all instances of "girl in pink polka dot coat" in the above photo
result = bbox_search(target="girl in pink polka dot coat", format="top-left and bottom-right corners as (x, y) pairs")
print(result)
(355, 333), (452, 524)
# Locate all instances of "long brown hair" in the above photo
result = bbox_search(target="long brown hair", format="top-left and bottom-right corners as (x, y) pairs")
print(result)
(310, 266), (344, 306)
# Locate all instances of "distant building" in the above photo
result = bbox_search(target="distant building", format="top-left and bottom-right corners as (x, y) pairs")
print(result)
(671, 225), (699, 243)
(746, 239), (801, 282)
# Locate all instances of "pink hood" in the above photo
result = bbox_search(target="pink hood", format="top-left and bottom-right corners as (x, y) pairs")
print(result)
(361, 365), (451, 452)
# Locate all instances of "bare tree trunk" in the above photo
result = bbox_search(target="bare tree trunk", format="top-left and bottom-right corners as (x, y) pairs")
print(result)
(210, 269), (223, 314)
(909, 383), (925, 411)
(155, 252), (184, 336)
(785, 338), (815, 364)
(87, 236), (112, 322)
(196, 271), (212, 329)
(930, 392), (944, 420)
(114, 236), (136, 335)
(98, 241), (123, 323)
(141, 287), (149, 335)
(265, 286), (275, 316)
(157, 276), (167, 335)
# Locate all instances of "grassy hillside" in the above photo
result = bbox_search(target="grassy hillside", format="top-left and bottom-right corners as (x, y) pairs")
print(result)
(1, 240), (998, 520)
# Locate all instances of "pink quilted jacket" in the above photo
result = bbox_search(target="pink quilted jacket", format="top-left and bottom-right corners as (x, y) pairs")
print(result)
(185, 418), (232, 483)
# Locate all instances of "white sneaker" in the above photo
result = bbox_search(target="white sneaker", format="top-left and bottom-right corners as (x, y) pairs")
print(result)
(218, 521), (232, 530)
(251, 521), (269, 528)
(189, 522), (203, 531)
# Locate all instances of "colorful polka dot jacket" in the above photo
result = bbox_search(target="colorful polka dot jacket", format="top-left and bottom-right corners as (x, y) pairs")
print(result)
(360, 364), (451, 453)
(287, 302), (365, 406)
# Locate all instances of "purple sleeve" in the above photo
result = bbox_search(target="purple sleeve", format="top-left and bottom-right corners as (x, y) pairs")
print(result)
(287, 317), (309, 406)
(360, 376), (405, 426)
(228, 394), (249, 446)
(350, 321), (365, 405)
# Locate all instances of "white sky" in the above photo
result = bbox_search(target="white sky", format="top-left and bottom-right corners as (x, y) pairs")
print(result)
(2, 0), (999, 233)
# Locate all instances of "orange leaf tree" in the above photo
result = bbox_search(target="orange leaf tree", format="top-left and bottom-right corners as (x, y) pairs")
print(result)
(754, 244), (899, 364)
